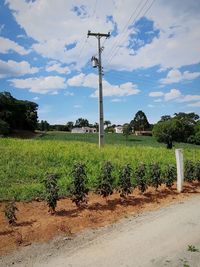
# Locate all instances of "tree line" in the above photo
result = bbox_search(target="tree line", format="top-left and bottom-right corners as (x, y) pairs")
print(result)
(0, 91), (199, 147)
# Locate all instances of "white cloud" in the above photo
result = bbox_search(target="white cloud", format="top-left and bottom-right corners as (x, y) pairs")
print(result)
(67, 73), (140, 97)
(33, 96), (39, 101)
(0, 37), (30, 55)
(178, 95), (200, 103)
(46, 62), (70, 74)
(38, 105), (52, 114)
(154, 98), (162, 102)
(149, 91), (164, 97)
(9, 76), (67, 94)
(64, 91), (74, 96)
(74, 105), (82, 108)
(111, 98), (124, 102)
(187, 101), (200, 107)
(0, 59), (39, 78)
(5, 0), (200, 71)
(0, 24), (5, 34)
(164, 89), (182, 101)
(148, 104), (154, 108)
(160, 69), (200, 84)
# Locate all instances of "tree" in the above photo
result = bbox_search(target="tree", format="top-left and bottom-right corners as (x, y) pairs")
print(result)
(153, 118), (182, 149)
(122, 123), (132, 141)
(130, 110), (150, 132)
(0, 91), (38, 132)
(0, 119), (10, 135)
(66, 121), (74, 131)
(104, 120), (111, 128)
(159, 115), (171, 122)
(75, 118), (89, 128)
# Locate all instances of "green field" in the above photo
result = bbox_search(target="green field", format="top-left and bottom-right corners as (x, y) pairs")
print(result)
(0, 132), (199, 201)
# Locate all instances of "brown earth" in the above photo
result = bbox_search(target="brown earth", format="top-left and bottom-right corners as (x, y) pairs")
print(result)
(0, 182), (200, 256)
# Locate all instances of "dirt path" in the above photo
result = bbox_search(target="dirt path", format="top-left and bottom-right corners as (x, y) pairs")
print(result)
(1, 195), (200, 267)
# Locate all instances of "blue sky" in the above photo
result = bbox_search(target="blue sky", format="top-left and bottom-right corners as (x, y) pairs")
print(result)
(0, 0), (200, 125)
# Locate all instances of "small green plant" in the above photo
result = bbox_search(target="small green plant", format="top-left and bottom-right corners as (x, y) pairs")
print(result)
(187, 245), (199, 252)
(194, 161), (200, 182)
(43, 173), (59, 214)
(96, 161), (114, 198)
(164, 164), (176, 189)
(135, 163), (148, 193)
(70, 162), (89, 206)
(185, 160), (195, 182)
(4, 201), (18, 225)
(149, 163), (162, 190)
(118, 164), (133, 198)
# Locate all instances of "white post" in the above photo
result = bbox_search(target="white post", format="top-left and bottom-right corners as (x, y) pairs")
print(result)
(175, 149), (184, 193)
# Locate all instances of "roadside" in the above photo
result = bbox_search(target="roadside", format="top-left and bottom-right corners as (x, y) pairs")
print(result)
(1, 194), (200, 267)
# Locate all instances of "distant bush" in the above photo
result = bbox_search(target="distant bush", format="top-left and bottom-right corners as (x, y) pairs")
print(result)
(43, 173), (59, 214)
(148, 163), (162, 190)
(185, 160), (195, 182)
(118, 164), (133, 198)
(135, 164), (148, 193)
(164, 165), (176, 188)
(96, 161), (114, 198)
(4, 201), (18, 225)
(70, 162), (89, 206)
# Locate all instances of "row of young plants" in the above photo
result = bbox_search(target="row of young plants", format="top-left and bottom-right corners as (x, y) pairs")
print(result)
(4, 160), (200, 224)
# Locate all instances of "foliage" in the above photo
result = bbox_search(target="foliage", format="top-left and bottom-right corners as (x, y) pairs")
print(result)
(0, 91), (38, 132)
(96, 161), (114, 198)
(135, 164), (148, 193)
(187, 245), (199, 252)
(118, 164), (133, 198)
(164, 165), (176, 188)
(148, 163), (162, 190)
(154, 112), (200, 147)
(75, 118), (89, 128)
(0, 119), (10, 135)
(153, 119), (181, 149)
(4, 201), (18, 225)
(0, 136), (199, 201)
(122, 123), (132, 141)
(184, 160), (195, 182)
(70, 162), (89, 206)
(38, 120), (50, 131)
(104, 120), (111, 128)
(43, 173), (59, 214)
(194, 161), (200, 181)
(130, 110), (150, 131)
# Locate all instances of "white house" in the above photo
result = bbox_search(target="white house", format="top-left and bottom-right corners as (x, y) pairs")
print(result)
(71, 127), (97, 134)
(115, 125), (123, 134)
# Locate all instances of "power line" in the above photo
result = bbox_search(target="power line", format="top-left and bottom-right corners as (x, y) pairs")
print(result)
(105, 0), (156, 67)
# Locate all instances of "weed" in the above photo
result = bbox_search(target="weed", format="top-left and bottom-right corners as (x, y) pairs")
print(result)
(4, 201), (18, 225)
(187, 245), (199, 252)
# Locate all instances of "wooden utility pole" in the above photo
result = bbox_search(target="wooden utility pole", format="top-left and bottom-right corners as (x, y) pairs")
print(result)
(87, 31), (110, 148)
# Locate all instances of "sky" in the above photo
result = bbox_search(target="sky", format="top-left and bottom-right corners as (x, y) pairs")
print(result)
(0, 0), (200, 125)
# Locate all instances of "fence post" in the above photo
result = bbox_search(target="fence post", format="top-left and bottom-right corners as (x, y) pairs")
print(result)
(175, 149), (184, 193)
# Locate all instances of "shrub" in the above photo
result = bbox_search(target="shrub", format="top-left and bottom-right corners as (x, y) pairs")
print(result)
(118, 164), (133, 198)
(194, 161), (200, 181)
(4, 201), (18, 225)
(148, 163), (162, 190)
(185, 160), (195, 182)
(164, 165), (176, 188)
(135, 163), (148, 193)
(43, 173), (59, 214)
(70, 162), (89, 206)
(96, 161), (114, 198)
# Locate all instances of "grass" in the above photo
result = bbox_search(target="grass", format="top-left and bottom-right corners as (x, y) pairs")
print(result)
(0, 132), (199, 201)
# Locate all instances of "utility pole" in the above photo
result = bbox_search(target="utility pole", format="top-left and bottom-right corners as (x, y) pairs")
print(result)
(87, 31), (110, 148)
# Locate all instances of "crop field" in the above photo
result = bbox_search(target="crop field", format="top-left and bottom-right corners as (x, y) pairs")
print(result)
(0, 132), (199, 201)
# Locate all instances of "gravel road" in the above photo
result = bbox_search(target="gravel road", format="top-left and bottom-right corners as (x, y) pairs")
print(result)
(1, 195), (200, 267)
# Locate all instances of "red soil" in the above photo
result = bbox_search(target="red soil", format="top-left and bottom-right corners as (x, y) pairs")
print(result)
(0, 182), (200, 256)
